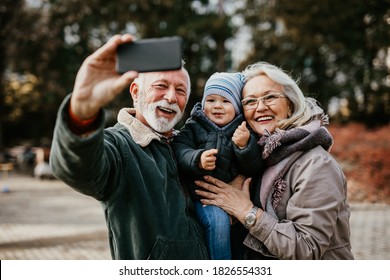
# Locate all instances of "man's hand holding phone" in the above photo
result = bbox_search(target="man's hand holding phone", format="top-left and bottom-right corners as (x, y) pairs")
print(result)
(70, 34), (139, 121)
(70, 34), (183, 121)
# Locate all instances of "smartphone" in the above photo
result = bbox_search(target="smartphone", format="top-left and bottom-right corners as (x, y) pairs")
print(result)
(116, 36), (183, 73)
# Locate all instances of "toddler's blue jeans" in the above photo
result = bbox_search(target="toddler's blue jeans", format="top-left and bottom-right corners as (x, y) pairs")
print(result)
(193, 201), (231, 260)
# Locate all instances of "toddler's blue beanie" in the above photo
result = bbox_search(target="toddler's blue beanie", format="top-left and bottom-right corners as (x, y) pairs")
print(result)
(201, 72), (245, 115)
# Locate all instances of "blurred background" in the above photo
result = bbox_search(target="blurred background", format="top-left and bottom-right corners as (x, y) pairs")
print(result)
(0, 0), (389, 200)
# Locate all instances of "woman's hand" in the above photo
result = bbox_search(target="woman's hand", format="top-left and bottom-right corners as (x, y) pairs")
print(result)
(195, 175), (254, 225)
(70, 34), (139, 120)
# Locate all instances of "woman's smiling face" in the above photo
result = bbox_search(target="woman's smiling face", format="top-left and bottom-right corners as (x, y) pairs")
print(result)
(242, 74), (291, 135)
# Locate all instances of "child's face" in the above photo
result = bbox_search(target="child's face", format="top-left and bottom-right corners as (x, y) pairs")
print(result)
(203, 94), (236, 127)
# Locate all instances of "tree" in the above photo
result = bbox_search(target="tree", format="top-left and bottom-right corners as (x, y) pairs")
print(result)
(238, 0), (390, 126)
(0, 0), (24, 151)
(1, 0), (236, 146)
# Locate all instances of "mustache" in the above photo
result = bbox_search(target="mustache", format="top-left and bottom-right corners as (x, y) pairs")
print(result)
(152, 100), (181, 113)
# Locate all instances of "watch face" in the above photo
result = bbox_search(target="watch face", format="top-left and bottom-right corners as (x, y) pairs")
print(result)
(246, 214), (256, 225)
(245, 207), (258, 229)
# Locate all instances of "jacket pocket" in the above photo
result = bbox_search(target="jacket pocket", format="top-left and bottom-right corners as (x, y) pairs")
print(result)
(322, 243), (354, 260)
(146, 237), (208, 260)
(146, 237), (169, 260)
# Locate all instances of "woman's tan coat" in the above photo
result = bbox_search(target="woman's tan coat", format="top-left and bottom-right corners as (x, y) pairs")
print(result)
(244, 146), (354, 259)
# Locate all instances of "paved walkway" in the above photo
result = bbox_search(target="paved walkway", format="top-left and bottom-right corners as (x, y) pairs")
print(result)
(0, 174), (389, 260)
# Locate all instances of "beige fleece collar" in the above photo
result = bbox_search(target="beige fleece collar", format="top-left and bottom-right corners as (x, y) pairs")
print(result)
(117, 108), (161, 147)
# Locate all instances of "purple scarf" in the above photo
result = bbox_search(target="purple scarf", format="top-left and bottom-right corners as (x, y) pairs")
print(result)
(258, 119), (333, 214)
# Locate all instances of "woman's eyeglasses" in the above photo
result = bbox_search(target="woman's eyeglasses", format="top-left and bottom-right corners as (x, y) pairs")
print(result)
(241, 92), (286, 110)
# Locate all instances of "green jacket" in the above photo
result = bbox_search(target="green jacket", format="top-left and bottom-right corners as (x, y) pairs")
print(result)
(50, 95), (209, 260)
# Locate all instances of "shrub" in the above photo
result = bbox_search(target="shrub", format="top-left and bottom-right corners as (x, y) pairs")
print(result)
(328, 123), (390, 204)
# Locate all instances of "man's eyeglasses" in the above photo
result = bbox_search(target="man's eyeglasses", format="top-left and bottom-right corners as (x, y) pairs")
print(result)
(241, 92), (286, 110)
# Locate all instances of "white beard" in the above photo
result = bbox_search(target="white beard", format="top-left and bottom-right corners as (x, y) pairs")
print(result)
(137, 98), (183, 133)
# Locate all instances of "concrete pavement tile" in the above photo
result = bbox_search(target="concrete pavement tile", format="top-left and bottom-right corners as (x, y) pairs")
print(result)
(1, 174), (389, 260)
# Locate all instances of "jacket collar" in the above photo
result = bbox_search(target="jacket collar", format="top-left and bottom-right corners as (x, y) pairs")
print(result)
(117, 108), (163, 147)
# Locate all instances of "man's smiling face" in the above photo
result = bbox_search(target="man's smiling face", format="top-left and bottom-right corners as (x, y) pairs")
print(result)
(131, 69), (190, 136)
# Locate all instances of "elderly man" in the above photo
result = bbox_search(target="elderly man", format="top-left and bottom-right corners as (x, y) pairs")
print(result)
(50, 34), (209, 260)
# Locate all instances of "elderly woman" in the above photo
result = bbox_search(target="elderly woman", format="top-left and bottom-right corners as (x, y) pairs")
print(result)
(195, 62), (354, 260)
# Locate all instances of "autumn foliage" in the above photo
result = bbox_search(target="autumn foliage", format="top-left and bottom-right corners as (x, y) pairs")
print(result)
(328, 123), (390, 204)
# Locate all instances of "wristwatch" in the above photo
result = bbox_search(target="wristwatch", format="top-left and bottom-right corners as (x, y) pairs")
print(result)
(244, 206), (258, 229)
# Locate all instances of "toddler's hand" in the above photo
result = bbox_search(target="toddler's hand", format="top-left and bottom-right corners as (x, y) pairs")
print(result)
(232, 121), (250, 149)
(199, 149), (218, 170)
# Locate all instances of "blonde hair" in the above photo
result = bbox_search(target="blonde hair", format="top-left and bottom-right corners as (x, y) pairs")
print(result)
(242, 61), (325, 129)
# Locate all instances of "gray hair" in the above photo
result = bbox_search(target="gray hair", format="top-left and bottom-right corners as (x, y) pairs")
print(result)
(242, 61), (326, 129)
(134, 60), (191, 98)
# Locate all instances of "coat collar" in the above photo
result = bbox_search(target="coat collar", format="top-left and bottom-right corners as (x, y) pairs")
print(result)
(117, 108), (164, 147)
